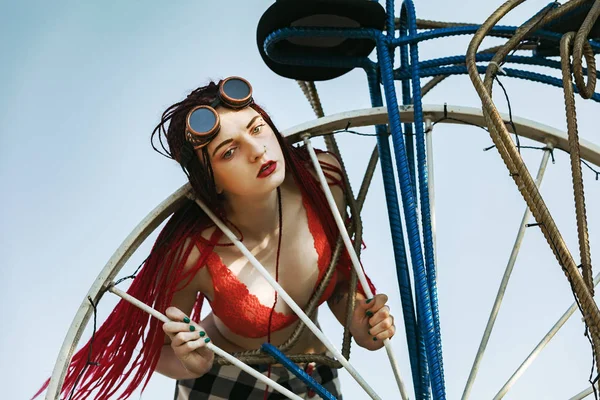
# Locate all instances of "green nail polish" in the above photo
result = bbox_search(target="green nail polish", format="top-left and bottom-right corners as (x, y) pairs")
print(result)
(366, 298), (372, 304)
(367, 329), (371, 335)
(373, 337), (378, 341)
(183, 317), (190, 323)
(189, 325), (196, 332)
(199, 331), (206, 337)
(204, 337), (211, 343)
(366, 311), (373, 317)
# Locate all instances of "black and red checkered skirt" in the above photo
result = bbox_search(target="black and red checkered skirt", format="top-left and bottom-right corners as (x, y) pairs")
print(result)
(174, 361), (342, 399)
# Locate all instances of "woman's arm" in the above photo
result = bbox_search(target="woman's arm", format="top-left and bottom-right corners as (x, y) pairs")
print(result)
(157, 343), (208, 380)
(327, 279), (395, 351)
(327, 278), (369, 335)
(315, 152), (396, 348)
(313, 152), (346, 215)
(158, 306), (215, 380)
(327, 279), (366, 326)
(155, 238), (215, 380)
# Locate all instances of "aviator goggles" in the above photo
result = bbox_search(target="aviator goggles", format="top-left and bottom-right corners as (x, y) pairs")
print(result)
(185, 76), (254, 150)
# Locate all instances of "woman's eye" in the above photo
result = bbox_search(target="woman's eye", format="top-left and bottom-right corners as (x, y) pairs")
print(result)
(222, 148), (236, 159)
(252, 124), (264, 134)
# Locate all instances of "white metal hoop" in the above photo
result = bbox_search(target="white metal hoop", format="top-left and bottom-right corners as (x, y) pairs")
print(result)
(46, 104), (600, 399)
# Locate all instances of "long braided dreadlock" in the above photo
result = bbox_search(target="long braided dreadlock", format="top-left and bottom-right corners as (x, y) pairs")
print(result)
(34, 79), (375, 400)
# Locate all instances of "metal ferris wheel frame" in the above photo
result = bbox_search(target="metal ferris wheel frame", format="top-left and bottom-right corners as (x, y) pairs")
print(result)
(45, 104), (600, 399)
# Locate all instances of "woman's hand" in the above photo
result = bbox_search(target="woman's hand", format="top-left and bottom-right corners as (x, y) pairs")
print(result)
(163, 306), (214, 377)
(350, 293), (396, 351)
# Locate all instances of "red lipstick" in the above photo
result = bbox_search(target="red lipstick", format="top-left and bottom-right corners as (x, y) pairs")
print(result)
(257, 161), (277, 178)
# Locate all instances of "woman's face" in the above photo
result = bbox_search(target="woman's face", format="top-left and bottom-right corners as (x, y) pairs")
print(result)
(201, 106), (286, 198)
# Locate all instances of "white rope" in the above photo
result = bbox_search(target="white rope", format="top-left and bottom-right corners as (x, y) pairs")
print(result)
(107, 285), (303, 400)
(188, 193), (382, 400)
(302, 133), (409, 400)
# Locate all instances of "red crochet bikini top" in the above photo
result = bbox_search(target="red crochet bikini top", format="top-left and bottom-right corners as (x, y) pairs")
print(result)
(196, 192), (339, 338)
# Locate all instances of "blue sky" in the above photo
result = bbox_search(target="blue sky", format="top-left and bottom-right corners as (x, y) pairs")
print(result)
(1, 1), (599, 399)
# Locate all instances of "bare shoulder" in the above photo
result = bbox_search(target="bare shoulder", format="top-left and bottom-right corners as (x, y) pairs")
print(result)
(315, 152), (342, 177)
(307, 151), (346, 215)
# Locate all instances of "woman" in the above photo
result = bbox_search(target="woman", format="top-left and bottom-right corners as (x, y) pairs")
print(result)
(39, 77), (395, 400)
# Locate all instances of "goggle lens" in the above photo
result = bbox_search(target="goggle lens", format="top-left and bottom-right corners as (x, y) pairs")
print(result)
(223, 78), (251, 100)
(189, 107), (218, 135)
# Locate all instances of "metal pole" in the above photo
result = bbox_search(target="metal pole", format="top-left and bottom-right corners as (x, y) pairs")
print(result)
(462, 146), (552, 400)
(425, 118), (438, 277)
(493, 271), (600, 399)
(568, 384), (599, 400)
(303, 134), (409, 400)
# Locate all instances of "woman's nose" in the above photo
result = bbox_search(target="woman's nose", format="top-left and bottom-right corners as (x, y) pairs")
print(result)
(248, 139), (266, 161)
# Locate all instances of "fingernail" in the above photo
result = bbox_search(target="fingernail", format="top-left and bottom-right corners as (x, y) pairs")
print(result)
(199, 331), (206, 337)
(367, 329), (371, 335)
(204, 337), (211, 343)
(183, 317), (190, 323)
(366, 311), (373, 317)
(366, 298), (372, 304)
(372, 337), (378, 341)
(189, 325), (196, 332)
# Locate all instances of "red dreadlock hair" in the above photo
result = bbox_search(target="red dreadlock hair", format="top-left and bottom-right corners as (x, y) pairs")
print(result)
(33, 79), (375, 400)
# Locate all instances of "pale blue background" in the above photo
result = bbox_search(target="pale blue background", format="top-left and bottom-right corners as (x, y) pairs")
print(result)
(1, 1), (599, 399)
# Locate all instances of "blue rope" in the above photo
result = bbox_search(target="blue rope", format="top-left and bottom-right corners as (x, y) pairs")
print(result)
(398, 13), (418, 205)
(395, 64), (600, 103)
(400, 53), (600, 80)
(260, 343), (337, 400)
(365, 65), (426, 400)
(376, 28), (447, 399)
(389, 25), (600, 51)
(264, 26), (600, 68)
(402, 1), (445, 398)
(397, 8), (430, 400)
